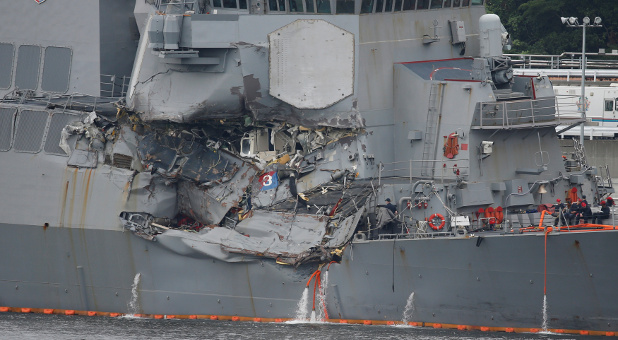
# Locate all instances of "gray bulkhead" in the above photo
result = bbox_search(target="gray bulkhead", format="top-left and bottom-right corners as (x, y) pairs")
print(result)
(127, 2), (487, 180)
(127, 13), (364, 126)
(0, 0), (137, 98)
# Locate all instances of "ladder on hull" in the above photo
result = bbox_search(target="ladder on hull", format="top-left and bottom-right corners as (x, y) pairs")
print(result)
(421, 82), (444, 177)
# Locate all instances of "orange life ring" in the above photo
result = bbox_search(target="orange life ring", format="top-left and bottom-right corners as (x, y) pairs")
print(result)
(484, 207), (496, 224)
(428, 213), (445, 230)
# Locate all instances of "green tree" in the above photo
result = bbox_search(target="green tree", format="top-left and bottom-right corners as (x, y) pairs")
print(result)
(486, 0), (617, 55)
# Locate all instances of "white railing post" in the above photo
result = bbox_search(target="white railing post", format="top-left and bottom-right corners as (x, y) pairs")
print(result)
(555, 96), (560, 123)
(530, 100), (535, 124)
(503, 102), (508, 128)
(479, 102), (484, 127)
(409, 159), (412, 184)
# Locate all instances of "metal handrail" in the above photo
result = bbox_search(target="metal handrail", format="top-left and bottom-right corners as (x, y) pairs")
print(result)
(378, 159), (470, 184)
(506, 52), (618, 70)
(1, 91), (118, 113)
(475, 95), (582, 129)
(376, 230), (456, 240)
(156, 0), (197, 12)
(100, 74), (131, 98)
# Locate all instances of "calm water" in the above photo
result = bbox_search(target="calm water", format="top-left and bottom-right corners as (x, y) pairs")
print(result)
(0, 313), (578, 340)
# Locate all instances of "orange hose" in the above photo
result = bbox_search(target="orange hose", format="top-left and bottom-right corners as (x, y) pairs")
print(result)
(306, 270), (319, 288)
(520, 224), (618, 233)
(312, 271), (320, 311)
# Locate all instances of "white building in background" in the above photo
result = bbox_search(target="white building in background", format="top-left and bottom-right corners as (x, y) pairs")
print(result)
(512, 54), (618, 139)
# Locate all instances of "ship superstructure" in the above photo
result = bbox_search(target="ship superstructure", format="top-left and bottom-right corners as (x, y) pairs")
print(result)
(1, 0), (618, 335)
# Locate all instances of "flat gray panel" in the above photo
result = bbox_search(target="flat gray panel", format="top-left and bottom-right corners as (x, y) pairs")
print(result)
(41, 47), (72, 93)
(14, 110), (48, 153)
(0, 107), (17, 151)
(15, 45), (41, 90)
(0, 43), (14, 89)
(269, 20), (354, 109)
(44, 113), (80, 155)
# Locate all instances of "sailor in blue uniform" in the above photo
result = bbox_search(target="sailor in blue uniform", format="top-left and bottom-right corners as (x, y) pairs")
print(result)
(593, 200), (610, 224)
(378, 198), (398, 234)
(607, 196), (615, 207)
(577, 195), (592, 224)
(566, 200), (579, 225)
(385, 198), (397, 215)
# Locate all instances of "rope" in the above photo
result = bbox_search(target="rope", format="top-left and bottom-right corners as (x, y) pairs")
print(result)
(433, 189), (456, 218)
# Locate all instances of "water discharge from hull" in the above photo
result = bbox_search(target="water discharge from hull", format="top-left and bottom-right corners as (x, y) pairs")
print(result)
(402, 292), (415, 323)
(127, 273), (141, 316)
(542, 294), (548, 332)
(316, 271), (329, 321)
(294, 287), (310, 321)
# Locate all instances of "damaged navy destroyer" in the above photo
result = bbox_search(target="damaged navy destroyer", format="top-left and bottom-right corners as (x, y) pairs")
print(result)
(1, 0), (618, 335)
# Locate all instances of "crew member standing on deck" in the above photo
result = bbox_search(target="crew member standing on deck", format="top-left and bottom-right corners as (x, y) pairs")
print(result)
(383, 198), (398, 234)
(385, 198), (397, 215)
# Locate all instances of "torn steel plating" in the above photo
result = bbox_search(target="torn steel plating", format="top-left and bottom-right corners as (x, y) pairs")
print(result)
(59, 111), (105, 155)
(81, 106), (371, 265)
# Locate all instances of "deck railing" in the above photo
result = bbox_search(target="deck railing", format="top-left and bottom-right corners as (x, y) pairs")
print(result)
(506, 52), (618, 70)
(377, 158), (469, 184)
(100, 74), (131, 98)
(473, 95), (582, 129)
(155, 0), (197, 12)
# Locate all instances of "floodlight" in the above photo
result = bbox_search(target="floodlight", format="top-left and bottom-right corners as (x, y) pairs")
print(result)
(559, 15), (603, 144)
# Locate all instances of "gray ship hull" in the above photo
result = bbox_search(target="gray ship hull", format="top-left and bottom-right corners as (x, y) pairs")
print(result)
(2, 221), (617, 333)
(330, 232), (618, 331)
(2, 0), (618, 336)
